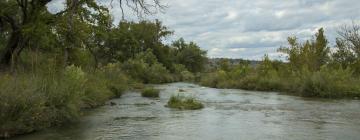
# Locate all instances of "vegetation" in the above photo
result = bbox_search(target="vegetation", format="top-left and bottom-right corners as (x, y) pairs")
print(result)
(141, 87), (160, 98)
(166, 95), (204, 110)
(200, 26), (360, 98)
(0, 0), (207, 138)
(1, 0), (359, 138)
(0, 65), (130, 138)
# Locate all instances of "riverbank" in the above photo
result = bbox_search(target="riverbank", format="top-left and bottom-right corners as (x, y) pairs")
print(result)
(0, 65), (132, 138)
(199, 69), (360, 99)
(8, 83), (360, 140)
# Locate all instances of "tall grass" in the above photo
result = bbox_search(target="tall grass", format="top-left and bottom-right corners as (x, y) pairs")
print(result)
(0, 65), (130, 138)
(141, 87), (160, 98)
(200, 66), (360, 98)
(166, 95), (204, 110)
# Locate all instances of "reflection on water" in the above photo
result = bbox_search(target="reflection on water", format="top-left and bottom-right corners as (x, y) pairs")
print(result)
(11, 83), (360, 140)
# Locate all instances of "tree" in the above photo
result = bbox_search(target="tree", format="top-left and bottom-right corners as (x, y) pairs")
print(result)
(332, 38), (356, 68)
(99, 20), (172, 65)
(312, 28), (330, 70)
(278, 36), (303, 71)
(335, 23), (360, 74)
(278, 28), (330, 72)
(338, 23), (360, 57)
(173, 38), (207, 73)
(0, 0), (55, 69)
(0, 0), (165, 70)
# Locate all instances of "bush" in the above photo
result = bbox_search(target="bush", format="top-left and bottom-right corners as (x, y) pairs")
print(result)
(47, 65), (87, 124)
(299, 67), (360, 98)
(101, 63), (129, 97)
(0, 66), (86, 138)
(0, 75), (50, 138)
(83, 73), (113, 108)
(122, 58), (173, 84)
(166, 95), (204, 110)
(122, 59), (148, 82)
(180, 70), (195, 81)
(141, 87), (160, 98)
(0, 65), (132, 138)
(146, 63), (173, 83)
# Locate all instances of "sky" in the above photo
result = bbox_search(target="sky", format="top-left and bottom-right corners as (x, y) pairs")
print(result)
(48, 0), (360, 60)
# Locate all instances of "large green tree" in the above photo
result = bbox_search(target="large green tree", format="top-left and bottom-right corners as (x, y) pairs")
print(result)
(172, 38), (208, 73)
(0, 0), (163, 70)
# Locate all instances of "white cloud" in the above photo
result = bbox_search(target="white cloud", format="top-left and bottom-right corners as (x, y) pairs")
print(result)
(225, 11), (238, 20)
(48, 0), (360, 60)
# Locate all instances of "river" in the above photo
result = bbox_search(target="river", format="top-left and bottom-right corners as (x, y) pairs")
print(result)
(11, 83), (360, 140)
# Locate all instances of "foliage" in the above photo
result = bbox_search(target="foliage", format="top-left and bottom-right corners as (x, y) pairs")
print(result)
(141, 87), (160, 98)
(278, 28), (330, 72)
(100, 63), (129, 97)
(0, 66), (87, 137)
(0, 0), (207, 138)
(200, 26), (360, 98)
(166, 95), (204, 110)
(122, 50), (174, 83)
(172, 38), (208, 73)
(0, 64), (132, 137)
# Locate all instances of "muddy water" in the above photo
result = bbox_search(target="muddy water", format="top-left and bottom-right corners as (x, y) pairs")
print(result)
(12, 83), (360, 140)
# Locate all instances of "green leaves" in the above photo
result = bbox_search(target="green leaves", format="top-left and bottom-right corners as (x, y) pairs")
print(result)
(172, 38), (207, 73)
(279, 28), (330, 72)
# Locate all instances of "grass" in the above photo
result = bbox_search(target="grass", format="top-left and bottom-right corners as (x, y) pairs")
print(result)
(166, 95), (204, 110)
(199, 67), (360, 99)
(0, 65), (130, 138)
(178, 89), (186, 92)
(141, 87), (160, 98)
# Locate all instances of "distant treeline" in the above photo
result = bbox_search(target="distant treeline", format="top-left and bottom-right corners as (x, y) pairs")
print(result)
(201, 25), (360, 98)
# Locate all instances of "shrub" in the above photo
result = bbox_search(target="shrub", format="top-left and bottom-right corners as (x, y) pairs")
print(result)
(101, 63), (128, 97)
(299, 67), (360, 98)
(141, 87), (160, 98)
(122, 59), (148, 82)
(166, 95), (204, 110)
(0, 75), (50, 138)
(199, 73), (218, 87)
(0, 64), (132, 138)
(0, 66), (87, 138)
(180, 70), (195, 81)
(83, 73), (113, 108)
(122, 58), (173, 84)
(44, 65), (87, 124)
(146, 63), (173, 83)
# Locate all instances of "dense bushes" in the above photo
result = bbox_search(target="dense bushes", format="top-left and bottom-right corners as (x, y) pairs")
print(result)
(83, 63), (129, 107)
(0, 65), (130, 138)
(122, 49), (176, 84)
(298, 67), (360, 97)
(0, 46), (202, 137)
(200, 62), (360, 98)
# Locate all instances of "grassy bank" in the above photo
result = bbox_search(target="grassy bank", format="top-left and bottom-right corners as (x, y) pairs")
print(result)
(200, 67), (360, 98)
(0, 65), (132, 138)
(0, 61), (198, 138)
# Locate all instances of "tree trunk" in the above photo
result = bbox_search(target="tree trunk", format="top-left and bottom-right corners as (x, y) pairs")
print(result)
(0, 30), (20, 68)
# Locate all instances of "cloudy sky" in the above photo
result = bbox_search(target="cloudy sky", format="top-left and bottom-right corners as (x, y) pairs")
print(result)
(49, 0), (360, 60)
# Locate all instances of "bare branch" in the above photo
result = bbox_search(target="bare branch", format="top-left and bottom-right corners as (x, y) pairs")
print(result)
(338, 22), (360, 56)
(108, 0), (165, 19)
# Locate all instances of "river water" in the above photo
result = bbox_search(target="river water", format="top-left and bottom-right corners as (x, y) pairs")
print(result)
(11, 83), (360, 140)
